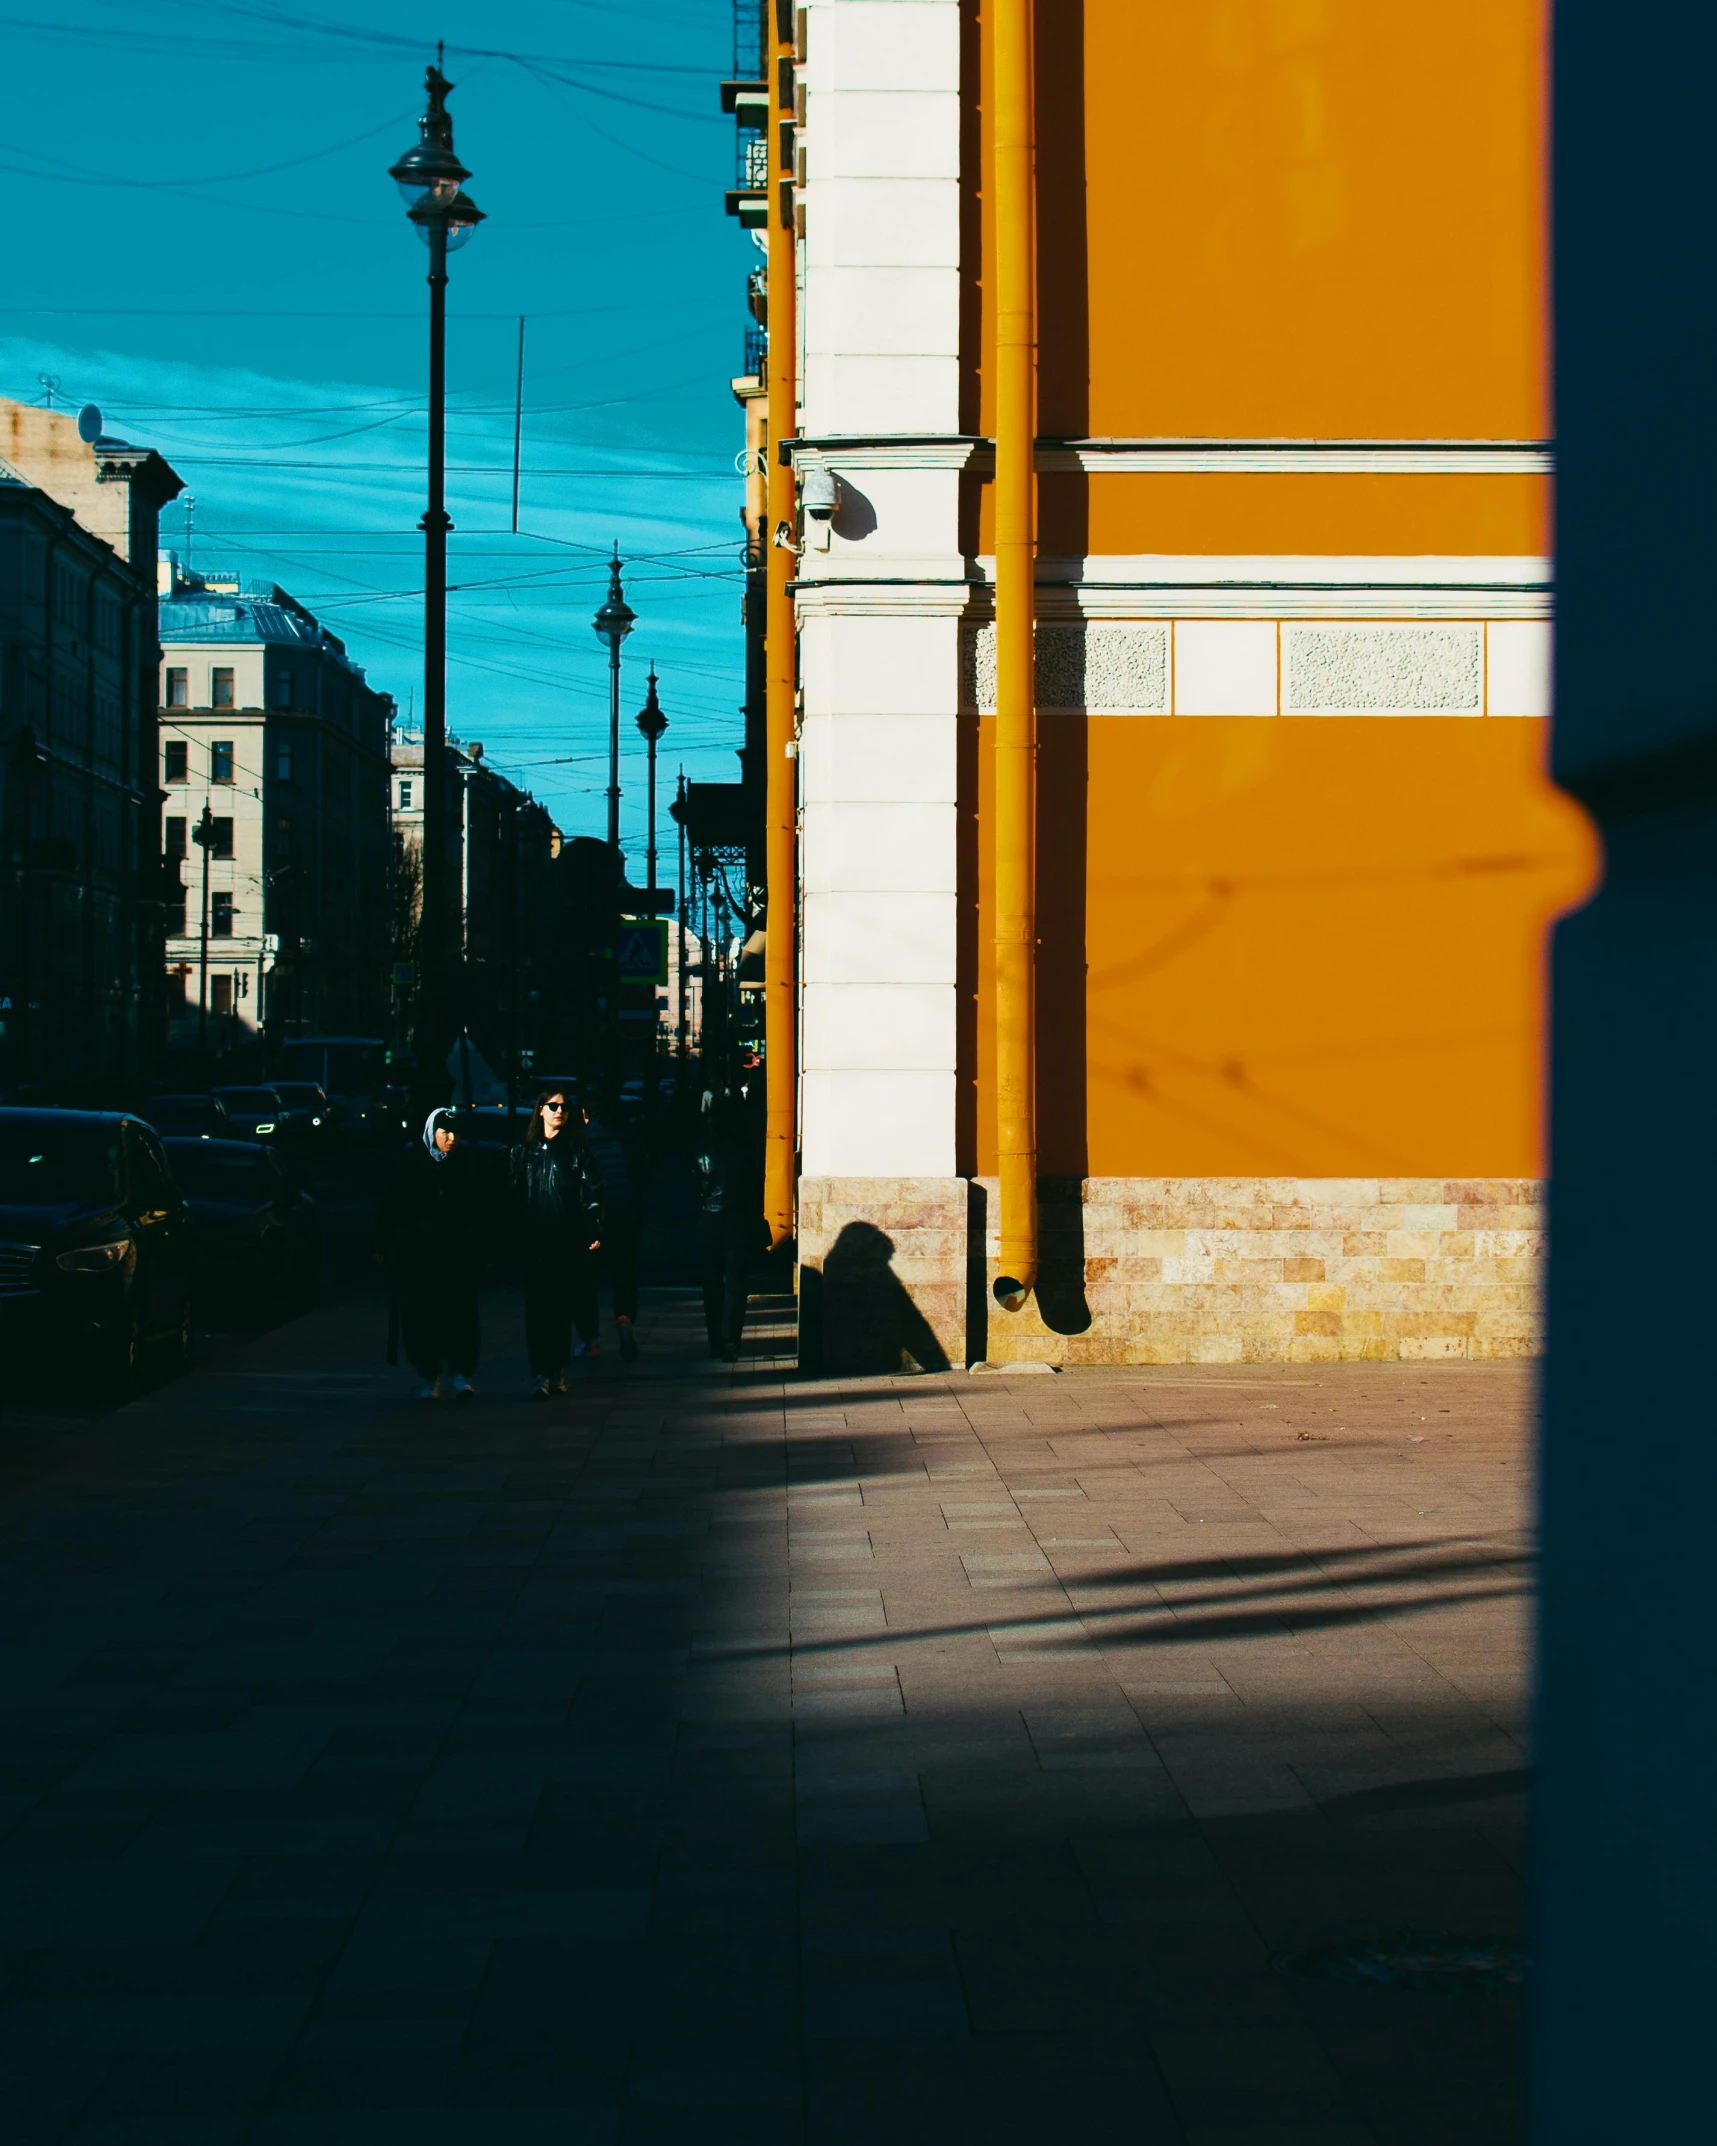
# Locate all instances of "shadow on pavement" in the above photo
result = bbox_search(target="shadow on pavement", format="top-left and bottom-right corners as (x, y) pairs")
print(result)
(0, 1256), (1529, 2144)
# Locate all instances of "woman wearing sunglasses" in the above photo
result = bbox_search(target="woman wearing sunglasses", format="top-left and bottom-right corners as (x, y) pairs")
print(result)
(509, 1088), (604, 1398)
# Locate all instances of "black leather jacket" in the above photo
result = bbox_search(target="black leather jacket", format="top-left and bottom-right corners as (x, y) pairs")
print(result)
(509, 1135), (603, 1247)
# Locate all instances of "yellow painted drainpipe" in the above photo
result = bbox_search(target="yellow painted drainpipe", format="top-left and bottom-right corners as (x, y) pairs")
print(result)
(993, 0), (1037, 1308)
(763, 0), (799, 1250)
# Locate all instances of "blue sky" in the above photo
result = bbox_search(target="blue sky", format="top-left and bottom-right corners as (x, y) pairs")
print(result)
(0, 0), (753, 866)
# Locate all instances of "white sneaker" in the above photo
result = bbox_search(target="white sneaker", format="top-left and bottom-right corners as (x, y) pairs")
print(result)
(451, 1374), (475, 1402)
(418, 1378), (442, 1402)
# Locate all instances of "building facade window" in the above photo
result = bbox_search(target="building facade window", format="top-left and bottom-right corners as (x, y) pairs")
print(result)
(54, 564), (86, 633)
(272, 668), (294, 709)
(212, 668), (235, 709)
(164, 817), (187, 859)
(211, 740), (234, 784)
(164, 739), (188, 782)
(211, 975), (234, 1015)
(276, 742), (292, 782)
(211, 817), (234, 861)
(212, 892), (234, 938)
(165, 667), (188, 709)
(398, 780), (413, 810)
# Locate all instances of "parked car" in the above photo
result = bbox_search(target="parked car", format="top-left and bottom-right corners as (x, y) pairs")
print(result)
(211, 1086), (287, 1144)
(0, 1108), (194, 1393)
(163, 1137), (321, 1316)
(268, 1082), (333, 1150)
(144, 1093), (233, 1141)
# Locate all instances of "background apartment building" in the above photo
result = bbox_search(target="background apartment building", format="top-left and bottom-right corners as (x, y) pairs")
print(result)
(0, 399), (181, 1089)
(743, 0), (1592, 1369)
(158, 562), (392, 1051)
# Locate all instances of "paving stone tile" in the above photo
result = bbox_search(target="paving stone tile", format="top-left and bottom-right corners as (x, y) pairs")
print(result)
(0, 1287), (1529, 2142)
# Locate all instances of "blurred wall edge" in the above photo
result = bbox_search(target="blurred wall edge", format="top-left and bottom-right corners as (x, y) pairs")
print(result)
(1537, 3), (1717, 2134)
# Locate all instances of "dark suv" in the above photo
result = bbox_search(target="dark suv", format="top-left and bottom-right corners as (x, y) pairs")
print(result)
(0, 1109), (194, 1393)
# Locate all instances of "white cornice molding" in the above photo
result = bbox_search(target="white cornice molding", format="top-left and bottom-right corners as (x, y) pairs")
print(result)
(791, 556), (1553, 622)
(1045, 439), (1553, 475)
(788, 436), (1553, 477)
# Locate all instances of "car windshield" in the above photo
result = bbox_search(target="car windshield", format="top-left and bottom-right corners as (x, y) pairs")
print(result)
(214, 1089), (279, 1110)
(165, 1144), (271, 1199)
(0, 1120), (123, 1206)
(150, 1096), (219, 1123)
(272, 1086), (323, 1108)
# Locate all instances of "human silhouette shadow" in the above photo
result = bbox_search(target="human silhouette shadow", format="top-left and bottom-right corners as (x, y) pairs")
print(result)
(800, 1221), (952, 1377)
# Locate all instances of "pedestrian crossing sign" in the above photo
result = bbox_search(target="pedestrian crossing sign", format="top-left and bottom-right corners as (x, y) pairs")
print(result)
(616, 921), (668, 985)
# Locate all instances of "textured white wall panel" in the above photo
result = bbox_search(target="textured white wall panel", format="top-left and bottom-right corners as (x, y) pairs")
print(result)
(1284, 625), (1484, 713)
(1173, 620), (1279, 715)
(963, 623), (1169, 712)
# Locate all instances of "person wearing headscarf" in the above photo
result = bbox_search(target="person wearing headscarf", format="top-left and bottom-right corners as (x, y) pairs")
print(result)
(509, 1087), (604, 1397)
(374, 1106), (492, 1400)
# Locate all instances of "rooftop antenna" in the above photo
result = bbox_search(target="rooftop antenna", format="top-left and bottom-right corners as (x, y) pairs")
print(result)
(37, 372), (60, 408)
(183, 493), (195, 572)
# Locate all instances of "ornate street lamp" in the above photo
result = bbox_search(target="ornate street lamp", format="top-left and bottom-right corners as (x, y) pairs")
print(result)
(592, 548), (635, 856)
(634, 667), (668, 896)
(389, 56), (485, 1085)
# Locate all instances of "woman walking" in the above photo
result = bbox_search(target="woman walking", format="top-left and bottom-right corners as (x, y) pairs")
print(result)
(510, 1088), (604, 1398)
(376, 1107), (491, 1401)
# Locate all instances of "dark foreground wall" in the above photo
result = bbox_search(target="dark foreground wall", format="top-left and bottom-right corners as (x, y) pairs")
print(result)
(1537, 7), (1717, 2135)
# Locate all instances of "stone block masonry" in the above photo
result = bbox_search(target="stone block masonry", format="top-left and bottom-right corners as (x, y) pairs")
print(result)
(800, 1175), (1543, 1370)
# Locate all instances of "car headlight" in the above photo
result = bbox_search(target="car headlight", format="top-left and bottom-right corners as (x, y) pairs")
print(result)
(312, 1116), (323, 1126)
(255, 1121), (276, 1134)
(57, 1238), (131, 1273)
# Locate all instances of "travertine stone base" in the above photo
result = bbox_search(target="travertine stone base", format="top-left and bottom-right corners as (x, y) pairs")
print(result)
(797, 1176), (1543, 1369)
(797, 1177), (973, 1375)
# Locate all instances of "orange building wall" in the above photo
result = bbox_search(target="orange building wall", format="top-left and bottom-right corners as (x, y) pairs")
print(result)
(972, 716), (1595, 1180)
(961, 0), (1583, 1187)
(1081, 0), (1549, 440)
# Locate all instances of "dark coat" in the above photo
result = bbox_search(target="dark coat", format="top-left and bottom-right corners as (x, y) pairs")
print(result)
(509, 1134), (604, 1258)
(376, 1140), (492, 1284)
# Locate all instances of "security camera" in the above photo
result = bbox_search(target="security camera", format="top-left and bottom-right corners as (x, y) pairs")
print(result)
(800, 464), (841, 550)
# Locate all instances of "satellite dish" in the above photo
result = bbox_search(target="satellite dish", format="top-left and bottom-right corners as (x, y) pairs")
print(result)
(76, 404), (103, 444)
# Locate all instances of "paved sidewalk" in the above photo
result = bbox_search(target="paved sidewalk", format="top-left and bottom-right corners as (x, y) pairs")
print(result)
(0, 1284), (1531, 2143)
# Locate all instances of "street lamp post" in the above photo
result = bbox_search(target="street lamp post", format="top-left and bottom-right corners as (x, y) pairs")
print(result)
(390, 58), (485, 1092)
(635, 667), (668, 895)
(192, 802), (217, 1060)
(593, 549), (635, 858)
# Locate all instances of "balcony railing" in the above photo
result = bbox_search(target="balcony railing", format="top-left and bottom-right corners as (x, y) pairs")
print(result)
(743, 324), (767, 378)
(735, 130), (767, 189)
